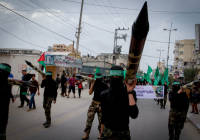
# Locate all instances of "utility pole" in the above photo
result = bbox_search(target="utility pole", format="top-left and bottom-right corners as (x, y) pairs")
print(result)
(76, 0), (84, 57)
(163, 23), (177, 69)
(156, 49), (165, 64)
(113, 27), (129, 64)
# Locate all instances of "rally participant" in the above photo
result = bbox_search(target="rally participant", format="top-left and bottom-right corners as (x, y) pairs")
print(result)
(56, 74), (61, 90)
(61, 71), (67, 97)
(100, 66), (139, 140)
(67, 74), (76, 98)
(41, 71), (58, 128)
(82, 73), (108, 140)
(0, 63), (14, 140)
(18, 69), (32, 108)
(160, 82), (168, 109)
(27, 74), (40, 111)
(168, 82), (189, 140)
(77, 79), (83, 98)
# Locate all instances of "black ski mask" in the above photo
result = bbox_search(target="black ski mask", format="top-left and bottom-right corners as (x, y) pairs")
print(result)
(109, 66), (124, 93)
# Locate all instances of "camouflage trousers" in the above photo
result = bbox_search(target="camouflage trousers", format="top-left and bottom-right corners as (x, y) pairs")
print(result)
(84, 100), (102, 134)
(102, 126), (131, 140)
(43, 97), (54, 123)
(168, 109), (187, 140)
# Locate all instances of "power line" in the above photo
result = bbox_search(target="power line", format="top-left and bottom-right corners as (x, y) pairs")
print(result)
(0, 2), (74, 42)
(0, 26), (47, 49)
(63, 0), (200, 14)
(83, 21), (114, 33)
(27, 0), (77, 29)
(94, 0), (118, 28)
(83, 21), (175, 44)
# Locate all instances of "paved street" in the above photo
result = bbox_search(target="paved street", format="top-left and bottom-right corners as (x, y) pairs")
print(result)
(7, 88), (200, 140)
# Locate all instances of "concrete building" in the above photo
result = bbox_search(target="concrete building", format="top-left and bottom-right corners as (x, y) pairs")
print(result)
(173, 39), (196, 78)
(157, 61), (166, 74)
(0, 48), (42, 96)
(96, 53), (128, 68)
(50, 44), (81, 58)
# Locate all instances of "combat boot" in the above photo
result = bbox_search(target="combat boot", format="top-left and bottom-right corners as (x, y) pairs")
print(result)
(43, 122), (48, 126)
(44, 122), (51, 128)
(82, 132), (89, 140)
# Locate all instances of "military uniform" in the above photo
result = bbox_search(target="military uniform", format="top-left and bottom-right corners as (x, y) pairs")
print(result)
(102, 126), (131, 140)
(0, 63), (13, 140)
(82, 74), (108, 140)
(168, 82), (189, 140)
(41, 72), (57, 128)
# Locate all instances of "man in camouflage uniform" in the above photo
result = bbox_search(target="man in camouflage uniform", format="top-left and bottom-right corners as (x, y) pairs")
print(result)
(0, 63), (14, 140)
(82, 73), (108, 140)
(168, 82), (189, 140)
(41, 71), (58, 128)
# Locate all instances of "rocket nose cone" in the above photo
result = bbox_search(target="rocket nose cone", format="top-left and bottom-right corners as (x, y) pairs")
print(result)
(136, 1), (148, 25)
(132, 1), (149, 39)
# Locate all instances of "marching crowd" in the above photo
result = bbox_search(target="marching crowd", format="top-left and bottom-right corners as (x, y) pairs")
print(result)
(0, 62), (200, 140)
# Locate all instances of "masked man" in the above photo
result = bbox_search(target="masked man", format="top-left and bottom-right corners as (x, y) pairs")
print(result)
(0, 63), (14, 140)
(41, 71), (58, 128)
(100, 66), (139, 140)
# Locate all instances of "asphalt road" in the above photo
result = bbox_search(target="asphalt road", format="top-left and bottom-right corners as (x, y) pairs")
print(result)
(7, 88), (200, 140)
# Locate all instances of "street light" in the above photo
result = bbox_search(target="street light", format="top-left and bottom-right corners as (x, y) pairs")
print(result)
(163, 23), (177, 69)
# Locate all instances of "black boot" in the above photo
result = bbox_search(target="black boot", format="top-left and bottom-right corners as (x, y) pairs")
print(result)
(44, 122), (51, 128)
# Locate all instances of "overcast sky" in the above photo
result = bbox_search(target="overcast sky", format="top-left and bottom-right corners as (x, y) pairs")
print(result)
(0, 0), (200, 71)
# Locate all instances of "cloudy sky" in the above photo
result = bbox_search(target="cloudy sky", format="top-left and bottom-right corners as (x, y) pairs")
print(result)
(0, 0), (200, 71)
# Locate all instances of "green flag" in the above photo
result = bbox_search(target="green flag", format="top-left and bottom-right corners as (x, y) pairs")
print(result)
(161, 68), (169, 85)
(123, 70), (127, 80)
(94, 67), (101, 79)
(147, 65), (153, 74)
(154, 67), (160, 85)
(145, 66), (152, 84)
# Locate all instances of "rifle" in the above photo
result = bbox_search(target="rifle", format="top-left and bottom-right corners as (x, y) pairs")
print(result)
(125, 1), (149, 84)
(8, 78), (36, 87)
(25, 60), (45, 77)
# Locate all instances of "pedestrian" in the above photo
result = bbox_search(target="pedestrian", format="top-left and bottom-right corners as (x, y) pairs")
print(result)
(67, 74), (76, 98)
(27, 74), (40, 111)
(168, 82), (189, 140)
(56, 74), (61, 90)
(190, 86), (199, 114)
(77, 79), (83, 98)
(161, 82), (168, 109)
(0, 63), (15, 140)
(100, 66), (139, 140)
(41, 71), (58, 128)
(61, 71), (67, 97)
(82, 73), (108, 140)
(18, 69), (32, 108)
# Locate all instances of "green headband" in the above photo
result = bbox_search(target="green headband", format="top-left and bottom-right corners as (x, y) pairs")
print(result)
(110, 70), (124, 77)
(46, 72), (52, 76)
(173, 82), (180, 85)
(0, 64), (11, 73)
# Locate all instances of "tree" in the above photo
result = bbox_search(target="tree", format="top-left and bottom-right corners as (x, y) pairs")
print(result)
(184, 68), (199, 83)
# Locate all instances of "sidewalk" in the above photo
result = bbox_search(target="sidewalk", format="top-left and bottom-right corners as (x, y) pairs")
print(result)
(187, 104), (200, 131)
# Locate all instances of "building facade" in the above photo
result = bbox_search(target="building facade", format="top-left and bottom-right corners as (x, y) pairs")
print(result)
(173, 40), (196, 78)
(49, 43), (81, 58)
(0, 48), (42, 96)
(96, 53), (128, 68)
